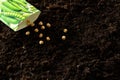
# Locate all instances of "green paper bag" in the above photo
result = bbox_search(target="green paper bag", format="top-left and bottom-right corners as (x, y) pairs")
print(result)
(0, 0), (40, 31)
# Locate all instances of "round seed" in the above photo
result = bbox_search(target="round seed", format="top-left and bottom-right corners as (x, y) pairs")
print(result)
(26, 20), (31, 25)
(30, 23), (35, 27)
(25, 31), (30, 35)
(34, 28), (39, 32)
(62, 35), (66, 40)
(46, 36), (51, 41)
(39, 33), (43, 38)
(46, 23), (51, 28)
(41, 26), (45, 30)
(39, 40), (44, 45)
(39, 21), (43, 25)
(63, 28), (68, 33)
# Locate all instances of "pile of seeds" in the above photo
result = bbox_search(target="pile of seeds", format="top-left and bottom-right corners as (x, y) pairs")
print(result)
(25, 20), (68, 45)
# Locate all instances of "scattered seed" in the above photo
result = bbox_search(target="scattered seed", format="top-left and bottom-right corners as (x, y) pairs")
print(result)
(41, 26), (45, 30)
(34, 28), (39, 32)
(39, 33), (43, 38)
(62, 35), (66, 40)
(63, 28), (68, 33)
(39, 21), (43, 25)
(46, 23), (51, 28)
(39, 40), (44, 45)
(25, 31), (30, 35)
(30, 23), (35, 27)
(46, 36), (51, 41)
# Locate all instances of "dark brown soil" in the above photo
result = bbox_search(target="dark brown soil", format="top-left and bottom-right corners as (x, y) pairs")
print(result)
(0, 0), (120, 80)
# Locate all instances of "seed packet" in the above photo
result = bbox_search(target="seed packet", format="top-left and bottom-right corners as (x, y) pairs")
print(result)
(0, 0), (40, 31)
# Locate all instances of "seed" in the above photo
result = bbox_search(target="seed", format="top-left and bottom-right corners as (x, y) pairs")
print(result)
(30, 23), (35, 27)
(25, 31), (30, 35)
(39, 40), (44, 45)
(46, 36), (51, 41)
(46, 23), (51, 28)
(26, 20), (31, 25)
(34, 28), (39, 32)
(63, 28), (68, 33)
(39, 21), (43, 25)
(62, 35), (66, 40)
(41, 26), (45, 30)
(39, 33), (43, 38)
(26, 20), (35, 27)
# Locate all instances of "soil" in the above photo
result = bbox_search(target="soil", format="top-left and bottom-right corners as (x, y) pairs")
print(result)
(0, 0), (120, 80)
